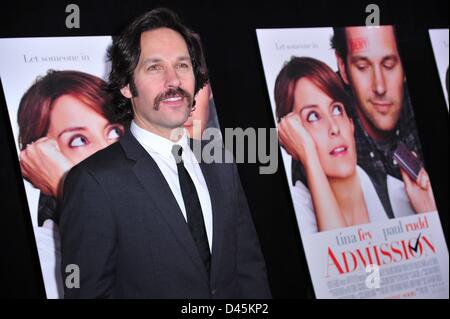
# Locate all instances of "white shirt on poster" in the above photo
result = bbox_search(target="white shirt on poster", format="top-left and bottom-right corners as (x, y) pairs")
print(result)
(34, 220), (63, 298)
(291, 165), (418, 234)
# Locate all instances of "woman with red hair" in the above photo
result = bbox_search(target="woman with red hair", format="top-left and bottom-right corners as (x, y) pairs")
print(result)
(18, 70), (125, 226)
(275, 57), (436, 233)
(17, 70), (125, 297)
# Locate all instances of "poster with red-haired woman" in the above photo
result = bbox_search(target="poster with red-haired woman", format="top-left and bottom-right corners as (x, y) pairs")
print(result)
(0, 36), (221, 298)
(256, 26), (448, 299)
(0, 36), (118, 298)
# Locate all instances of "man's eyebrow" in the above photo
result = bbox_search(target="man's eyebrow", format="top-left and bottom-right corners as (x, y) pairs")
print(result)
(141, 58), (162, 65)
(141, 56), (191, 64)
(349, 55), (370, 64)
(57, 127), (86, 138)
(177, 56), (192, 62)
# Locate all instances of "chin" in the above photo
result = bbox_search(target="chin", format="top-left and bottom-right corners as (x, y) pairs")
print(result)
(374, 120), (397, 133)
(170, 112), (190, 126)
(325, 162), (356, 179)
(374, 113), (401, 131)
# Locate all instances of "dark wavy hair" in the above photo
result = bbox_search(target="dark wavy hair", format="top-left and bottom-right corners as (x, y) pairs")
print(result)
(331, 26), (400, 66)
(331, 27), (347, 63)
(106, 8), (209, 122)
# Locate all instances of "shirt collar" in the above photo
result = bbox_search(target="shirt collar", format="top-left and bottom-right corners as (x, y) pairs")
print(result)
(130, 120), (189, 159)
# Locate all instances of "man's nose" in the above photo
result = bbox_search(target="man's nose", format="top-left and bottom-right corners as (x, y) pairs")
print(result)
(164, 67), (181, 88)
(372, 66), (387, 96)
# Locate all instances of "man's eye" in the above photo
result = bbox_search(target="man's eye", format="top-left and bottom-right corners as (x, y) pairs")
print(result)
(107, 126), (123, 140)
(147, 64), (162, 71)
(383, 61), (396, 70)
(69, 135), (89, 148)
(356, 63), (369, 70)
(332, 104), (343, 116)
(307, 112), (319, 122)
(177, 63), (190, 69)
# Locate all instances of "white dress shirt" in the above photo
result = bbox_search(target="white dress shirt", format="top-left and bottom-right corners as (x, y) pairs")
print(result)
(130, 121), (213, 251)
(291, 165), (419, 234)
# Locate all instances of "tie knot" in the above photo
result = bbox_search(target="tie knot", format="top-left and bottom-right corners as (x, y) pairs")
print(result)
(172, 144), (183, 164)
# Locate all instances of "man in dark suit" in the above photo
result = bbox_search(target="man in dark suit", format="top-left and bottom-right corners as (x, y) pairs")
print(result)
(59, 8), (271, 299)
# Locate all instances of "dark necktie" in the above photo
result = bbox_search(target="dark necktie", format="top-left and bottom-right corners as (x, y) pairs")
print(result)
(172, 144), (211, 276)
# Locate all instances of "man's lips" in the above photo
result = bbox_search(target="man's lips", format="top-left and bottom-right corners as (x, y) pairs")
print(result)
(329, 145), (348, 156)
(154, 87), (192, 110)
(160, 95), (185, 106)
(371, 100), (393, 113)
(161, 95), (183, 103)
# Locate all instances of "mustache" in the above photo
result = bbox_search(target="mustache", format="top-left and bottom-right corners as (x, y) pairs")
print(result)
(153, 87), (193, 110)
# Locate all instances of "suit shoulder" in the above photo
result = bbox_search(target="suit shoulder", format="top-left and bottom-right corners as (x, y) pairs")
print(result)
(74, 141), (130, 175)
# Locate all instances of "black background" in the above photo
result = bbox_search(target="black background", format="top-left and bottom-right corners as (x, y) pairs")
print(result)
(0, 0), (448, 299)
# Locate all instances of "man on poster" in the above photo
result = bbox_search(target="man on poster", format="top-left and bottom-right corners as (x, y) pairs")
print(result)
(330, 25), (435, 218)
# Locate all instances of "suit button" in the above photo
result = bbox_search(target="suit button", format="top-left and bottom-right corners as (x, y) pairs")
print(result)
(211, 289), (217, 295)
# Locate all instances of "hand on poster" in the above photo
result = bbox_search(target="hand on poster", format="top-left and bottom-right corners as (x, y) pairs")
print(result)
(279, 112), (348, 231)
(401, 167), (437, 214)
(278, 112), (318, 166)
(19, 136), (74, 198)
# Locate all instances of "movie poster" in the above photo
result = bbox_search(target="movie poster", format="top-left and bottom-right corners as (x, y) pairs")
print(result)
(0, 36), (220, 298)
(256, 26), (449, 299)
(429, 29), (449, 109)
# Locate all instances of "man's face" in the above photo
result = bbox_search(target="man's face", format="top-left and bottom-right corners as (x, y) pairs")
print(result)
(121, 27), (196, 138)
(337, 26), (405, 140)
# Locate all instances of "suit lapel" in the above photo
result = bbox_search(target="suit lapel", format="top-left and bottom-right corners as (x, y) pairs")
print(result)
(120, 130), (209, 283)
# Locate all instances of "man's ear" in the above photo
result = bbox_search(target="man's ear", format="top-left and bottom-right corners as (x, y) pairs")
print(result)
(120, 84), (133, 99)
(336, 52), (350, 85)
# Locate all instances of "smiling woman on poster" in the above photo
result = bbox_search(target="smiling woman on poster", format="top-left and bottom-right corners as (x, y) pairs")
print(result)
(275, 57), (437, 233)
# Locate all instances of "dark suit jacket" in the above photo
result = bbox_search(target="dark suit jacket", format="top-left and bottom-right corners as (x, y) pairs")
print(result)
(59, 129), (271, 299)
